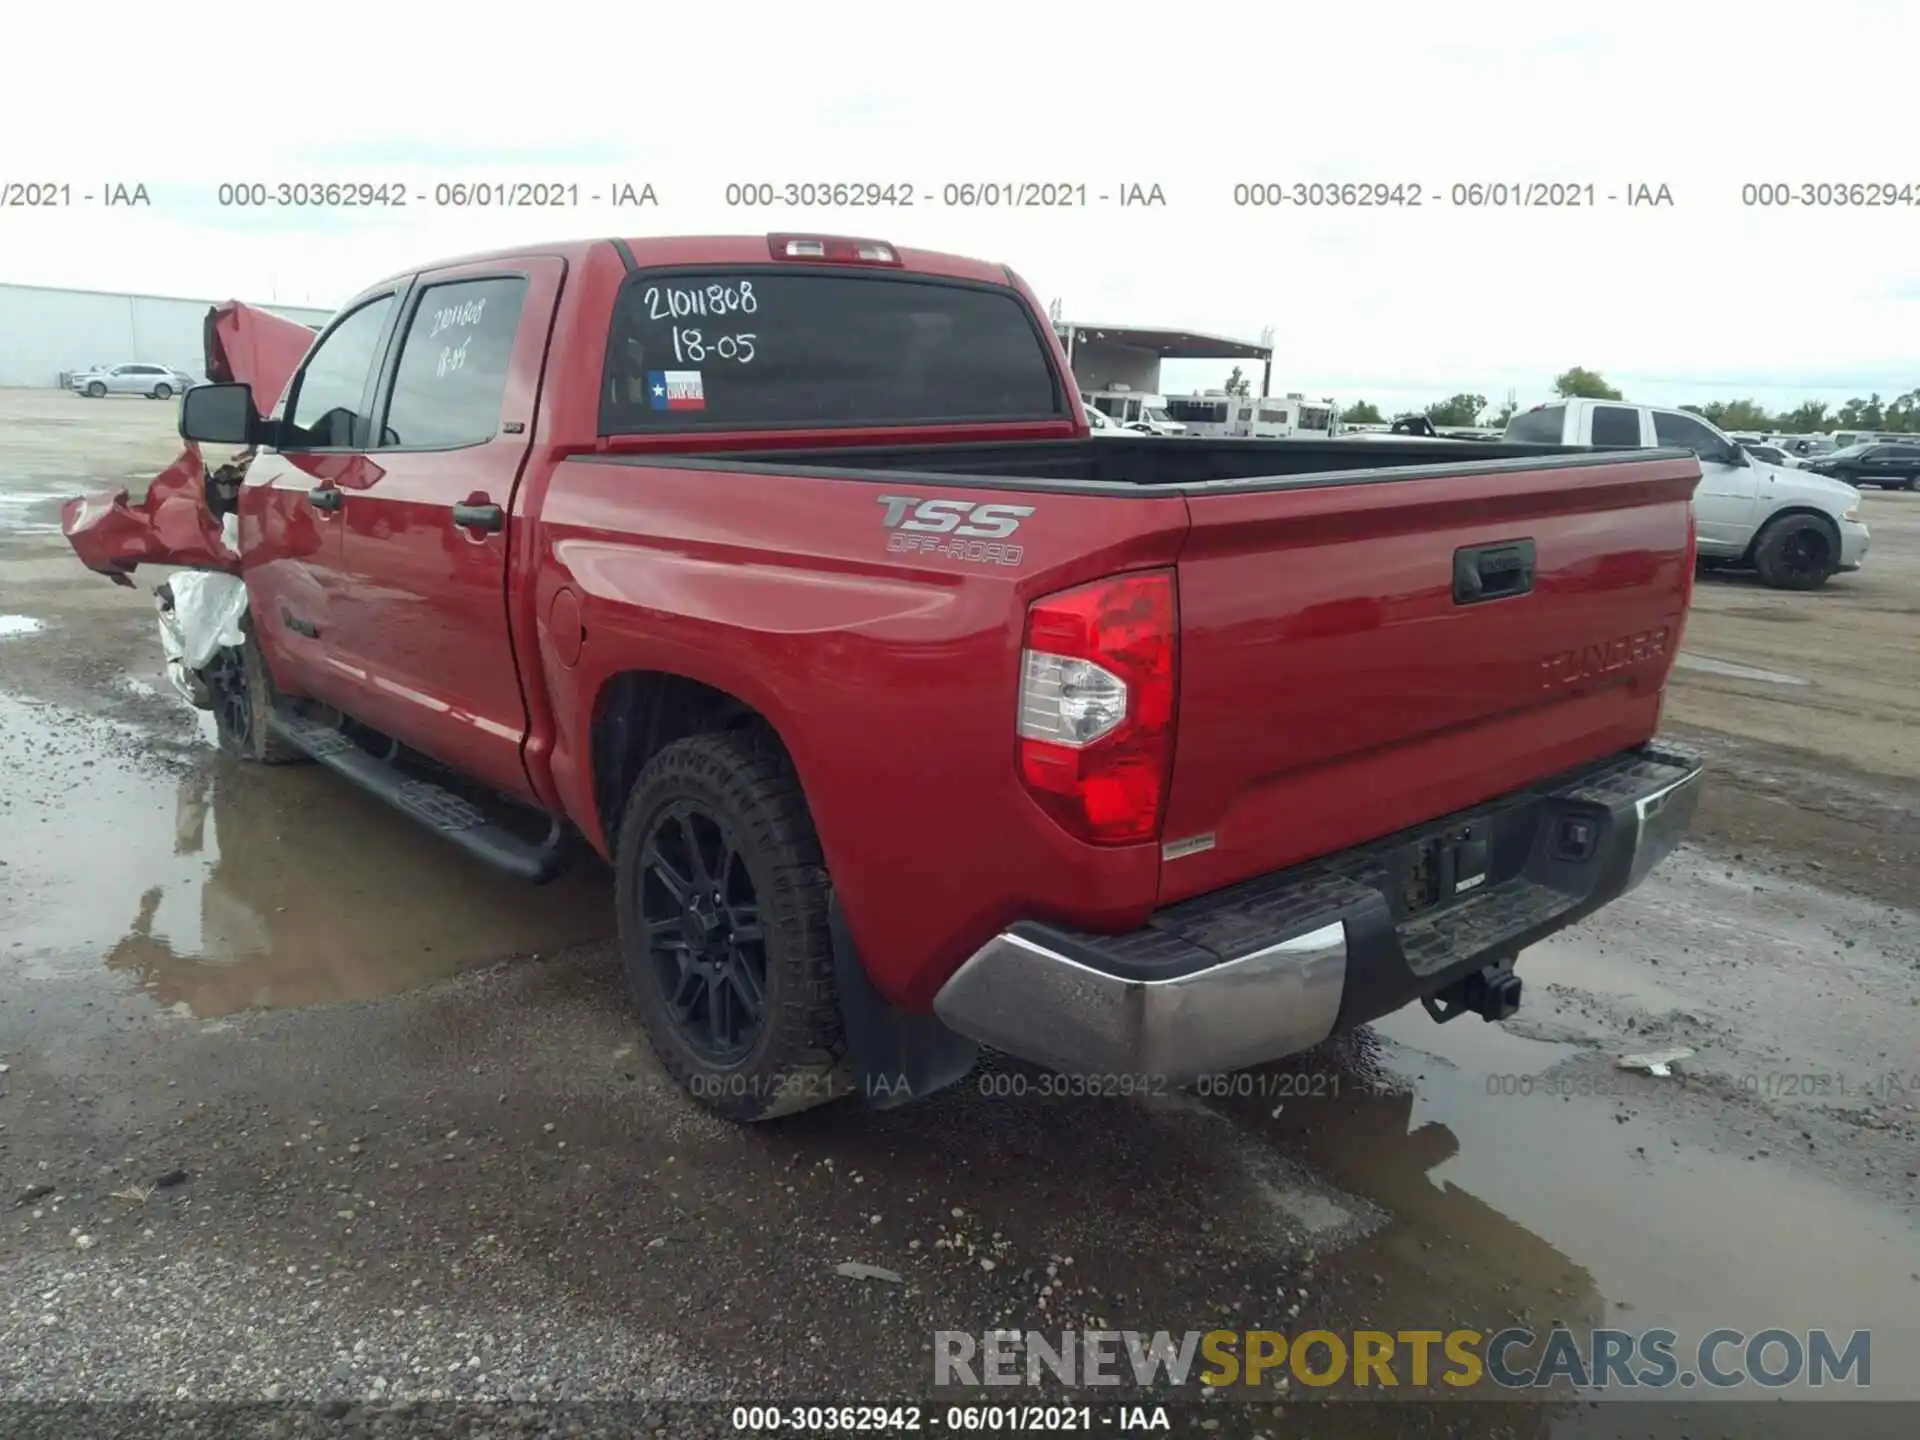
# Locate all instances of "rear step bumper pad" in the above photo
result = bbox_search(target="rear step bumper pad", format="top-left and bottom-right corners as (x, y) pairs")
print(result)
(932, 743), (1704, 1082)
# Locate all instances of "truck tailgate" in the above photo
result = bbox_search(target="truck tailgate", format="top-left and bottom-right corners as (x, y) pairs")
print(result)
(1158, 454), (1699, 904)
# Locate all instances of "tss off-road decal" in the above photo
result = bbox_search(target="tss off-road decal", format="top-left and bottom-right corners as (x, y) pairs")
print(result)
(877, 495), (1034, 566)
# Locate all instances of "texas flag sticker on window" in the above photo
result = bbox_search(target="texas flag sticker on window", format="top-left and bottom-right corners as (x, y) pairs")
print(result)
(647, 370), (705, 411)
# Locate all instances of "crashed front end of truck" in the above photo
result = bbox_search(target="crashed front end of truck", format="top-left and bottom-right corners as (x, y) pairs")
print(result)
(60, 301), (317, 709)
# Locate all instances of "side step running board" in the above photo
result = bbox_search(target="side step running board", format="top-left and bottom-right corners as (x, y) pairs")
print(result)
(268, 710), (568, 884)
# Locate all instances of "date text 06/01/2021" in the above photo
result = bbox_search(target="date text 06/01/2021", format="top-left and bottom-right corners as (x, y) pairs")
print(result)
(720, 182), (1167, 208)
(1227, 181), (1675, 208)
(207, 180), (660, 208)
(730, 1403), (1167, 1432)
(972, 1069), (1341, 1101)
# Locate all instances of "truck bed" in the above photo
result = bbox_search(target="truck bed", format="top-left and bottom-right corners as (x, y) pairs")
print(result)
(599, 434), (1676, 491)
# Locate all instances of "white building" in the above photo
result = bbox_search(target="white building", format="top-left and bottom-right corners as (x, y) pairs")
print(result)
(1052, 319), (1274, 398)
(0, 283), (334, 388)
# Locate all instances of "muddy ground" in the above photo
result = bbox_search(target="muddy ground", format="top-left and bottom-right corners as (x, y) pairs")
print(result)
(0, 389), (1915, 1436)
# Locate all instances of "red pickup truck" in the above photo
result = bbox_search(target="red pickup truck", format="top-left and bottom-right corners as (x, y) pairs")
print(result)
(66, 232), (1705, 1121)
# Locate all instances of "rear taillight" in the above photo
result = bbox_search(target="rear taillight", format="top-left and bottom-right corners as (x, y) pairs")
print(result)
(1016, 570), (1178, 846)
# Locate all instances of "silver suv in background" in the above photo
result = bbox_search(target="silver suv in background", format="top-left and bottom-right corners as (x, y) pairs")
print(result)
(70, 363), (196, 399)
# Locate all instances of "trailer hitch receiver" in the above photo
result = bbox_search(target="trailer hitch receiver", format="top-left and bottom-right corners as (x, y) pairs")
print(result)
(1422, 956), (1523, 1024)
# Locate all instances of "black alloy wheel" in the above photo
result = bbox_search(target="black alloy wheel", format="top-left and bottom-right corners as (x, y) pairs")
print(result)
(204, 644), (255, 752)
(1752, 513), (1836, 591)
(638, 802), (769, 1063)
(614, 730), (851, 1122)
(1776, 526), (1828, 582)
(201, 632), (303, 763)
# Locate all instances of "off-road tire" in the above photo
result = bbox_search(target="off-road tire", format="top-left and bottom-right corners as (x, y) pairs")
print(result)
(1751, 514), (1835, 591)
(615, 730), (850, 1122)
(204, 626), (305, 764)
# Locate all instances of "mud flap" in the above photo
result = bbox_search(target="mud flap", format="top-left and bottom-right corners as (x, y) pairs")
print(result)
(828, 892), (980, 1109)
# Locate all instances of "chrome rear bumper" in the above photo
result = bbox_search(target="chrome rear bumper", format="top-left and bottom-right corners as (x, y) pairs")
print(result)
(934, 921), (1347, 1083)
(933, 745), (1704, 1083)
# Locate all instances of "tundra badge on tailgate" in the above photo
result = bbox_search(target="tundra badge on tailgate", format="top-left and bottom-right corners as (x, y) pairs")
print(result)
(1540, 624), (1672, 690)
(878, 495), (1033, 567)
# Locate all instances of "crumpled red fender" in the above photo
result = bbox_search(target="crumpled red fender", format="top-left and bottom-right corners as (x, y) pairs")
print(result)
(59, 299), (319, 584)
(61, 444), (240, 584)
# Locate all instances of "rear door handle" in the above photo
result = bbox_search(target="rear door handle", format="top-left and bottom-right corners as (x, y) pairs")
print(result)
(451, 503), (504, 533)
(1453, 538), (1536, 604)
(309, 486), (343, 512)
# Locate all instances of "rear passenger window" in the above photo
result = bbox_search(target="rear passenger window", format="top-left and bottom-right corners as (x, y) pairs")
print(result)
(1504, 405), (1565, 443)
(600, 270), (1064, 432)
(1590, 405), (1641, 446)
(379, 277), (528, 449)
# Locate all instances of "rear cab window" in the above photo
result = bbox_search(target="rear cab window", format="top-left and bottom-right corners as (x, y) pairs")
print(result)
(599, 269), (1065, 434)
(1589, 405), (1642, 446)
(1503, 405), (1566, 443)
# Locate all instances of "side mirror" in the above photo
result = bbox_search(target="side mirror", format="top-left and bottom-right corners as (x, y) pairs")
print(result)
(180, 382), (263, 446)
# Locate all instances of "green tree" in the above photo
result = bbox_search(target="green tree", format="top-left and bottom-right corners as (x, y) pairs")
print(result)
(1426, 393), (1488, 427)
(1777, 401), (1831, 434)
(1222, 366), (1252, 399)
(1488, 401), (1518, 428)
(1339, 399), (1384, 425)
(1684, 399), (1774, 431)
(1883, 388), (1920, 433)
(1835, 394), (1885, 429)
(1727, 400), (1777, 431)
(1554, 367), (1624, 401)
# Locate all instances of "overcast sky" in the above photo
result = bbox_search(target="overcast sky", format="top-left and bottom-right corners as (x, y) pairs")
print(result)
(5, 0), (1917, 416)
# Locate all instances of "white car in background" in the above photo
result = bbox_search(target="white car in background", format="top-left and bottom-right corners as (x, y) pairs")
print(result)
(70, 363), (196, 399)
(1084, 404), (1141, 438)
(1124, 407), (1187, 437)
(1081, 389), (1188, 437)
(1742, 441), (1801, 469)
(1504, 399), (1869, 590)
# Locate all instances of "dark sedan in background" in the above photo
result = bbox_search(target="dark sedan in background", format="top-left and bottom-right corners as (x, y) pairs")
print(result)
(1806, 441), (1920, 490)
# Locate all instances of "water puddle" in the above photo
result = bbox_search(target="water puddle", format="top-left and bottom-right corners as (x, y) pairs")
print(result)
(1173, 845), (1920, 1400)
(1503, 851), (1915, 1115)
(0, 479), (79, 536)
(0, 692), (614, 1017)
(0, 614), (47, 637)
(1320, 1011), (1920, 1397)
(1675, 653), (1810, 686)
